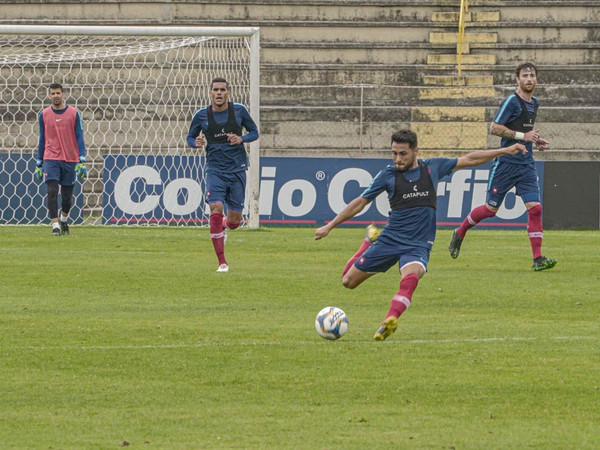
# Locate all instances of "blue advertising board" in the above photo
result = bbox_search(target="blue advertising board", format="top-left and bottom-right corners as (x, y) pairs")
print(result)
(103, 155), (206, 225)
(103, 155), (544, 229)
(0, 154), (83, 224)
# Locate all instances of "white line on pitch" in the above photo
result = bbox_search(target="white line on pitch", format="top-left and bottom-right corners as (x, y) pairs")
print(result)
(7, 335), (598, 351)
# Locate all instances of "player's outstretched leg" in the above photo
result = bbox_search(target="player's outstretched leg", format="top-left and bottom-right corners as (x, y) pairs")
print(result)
(374, 316), (398, 341)
(341, 224), (380, 279)
(450, 205), (496, 258)
(448, 228), (463, 259)
(532, 256), (557, 271)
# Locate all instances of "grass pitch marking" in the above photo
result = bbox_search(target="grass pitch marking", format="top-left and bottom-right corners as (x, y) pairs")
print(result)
(12, 334), (597, 351)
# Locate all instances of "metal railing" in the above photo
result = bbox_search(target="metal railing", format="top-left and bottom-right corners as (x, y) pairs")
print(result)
(457, 0), (469, 76)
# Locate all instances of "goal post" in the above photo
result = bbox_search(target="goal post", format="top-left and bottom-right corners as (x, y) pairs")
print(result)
(0, 25), (261, 228)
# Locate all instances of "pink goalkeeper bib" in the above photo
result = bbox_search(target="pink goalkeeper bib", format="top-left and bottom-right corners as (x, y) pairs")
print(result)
(42, 105), (80, 162)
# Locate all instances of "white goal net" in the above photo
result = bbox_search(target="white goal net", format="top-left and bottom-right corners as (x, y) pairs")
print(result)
(0, 25), (260, 227)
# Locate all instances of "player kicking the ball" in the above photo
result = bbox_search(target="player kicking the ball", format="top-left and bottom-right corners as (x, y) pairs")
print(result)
(315, 130), (526, 341)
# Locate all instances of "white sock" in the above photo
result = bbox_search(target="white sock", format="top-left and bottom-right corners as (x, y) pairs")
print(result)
(52, 222), (60, 229)
(60, 214), (68, 223)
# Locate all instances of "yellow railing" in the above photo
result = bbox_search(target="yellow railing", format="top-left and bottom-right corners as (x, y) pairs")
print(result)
(457, 0), (469, 76)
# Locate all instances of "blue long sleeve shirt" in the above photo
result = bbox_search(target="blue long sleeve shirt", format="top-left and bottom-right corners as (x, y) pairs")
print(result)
(186, 103), (259, 173)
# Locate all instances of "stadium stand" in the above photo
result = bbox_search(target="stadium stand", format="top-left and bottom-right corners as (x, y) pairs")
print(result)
(2, 0), (600, 161)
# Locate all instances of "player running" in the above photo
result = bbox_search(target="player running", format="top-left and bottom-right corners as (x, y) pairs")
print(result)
(448, 62), (557, 271)
(315, 130), (526, 341)
(186, 77), (259, 272)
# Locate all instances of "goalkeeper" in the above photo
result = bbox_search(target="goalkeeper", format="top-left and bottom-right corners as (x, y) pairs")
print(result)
(186, 77), (259, 273)
(35, 83), (87, 236)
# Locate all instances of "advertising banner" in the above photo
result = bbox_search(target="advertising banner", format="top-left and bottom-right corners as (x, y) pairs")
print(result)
(103, 155), (544, 229)
(0, 155), (83, 224)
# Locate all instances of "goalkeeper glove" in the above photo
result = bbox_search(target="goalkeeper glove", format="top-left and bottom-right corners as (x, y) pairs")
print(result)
(75, 162), (87, 179)
(34, 159), (43, 182)
(75, 155), (87, 179)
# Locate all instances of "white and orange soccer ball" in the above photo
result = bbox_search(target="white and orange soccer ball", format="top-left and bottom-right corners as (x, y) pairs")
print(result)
(315, 306), (349, 340)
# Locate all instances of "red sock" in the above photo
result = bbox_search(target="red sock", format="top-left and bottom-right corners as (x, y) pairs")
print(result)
(210, 212), (227, 265)
(342, 238), (372, 277)
(457, 204), (496, 238)
(385, 273), (419, 320)
(527, 204), (543, 259)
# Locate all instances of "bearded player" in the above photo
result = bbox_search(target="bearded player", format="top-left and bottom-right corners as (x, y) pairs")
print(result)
(35, 83), (87, 235)
(315, 130), (526, 340)
(448, 62), (557, 271)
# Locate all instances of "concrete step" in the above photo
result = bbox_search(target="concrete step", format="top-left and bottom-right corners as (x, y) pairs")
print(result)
(0, 2), (461, 24)
(431, 11), (501, 22)
(429, 32), (498, 44)
(466, 43), (600, 65)
(2, 1), (598, 25)
(422, 75), (495, 86)
(260, 63), (600, 86)
(427, 53), (496, 65)
(261, 84), (600, 107)
(266, 104), (600, 125)
(266, 42), (600, 65)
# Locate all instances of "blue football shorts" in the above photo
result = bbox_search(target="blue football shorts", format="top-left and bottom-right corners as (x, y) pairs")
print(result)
(44, 160), (77, 186)
(487, 161), (541, 207)
(205, 170), (246, 212)
(355, 241), (430, 274)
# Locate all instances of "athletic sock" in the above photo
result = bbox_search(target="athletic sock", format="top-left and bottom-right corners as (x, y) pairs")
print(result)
(527, 204), (543, 259)
(457, 204), (496, 238)
(342, 238), (372, 277)
(59, 214), (68, 223)
(52, 222), (60, 230)
(385, 272), (419, 320)
(210, 212), (227, 265)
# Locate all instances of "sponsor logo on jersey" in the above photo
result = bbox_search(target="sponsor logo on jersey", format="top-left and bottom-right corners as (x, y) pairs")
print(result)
(402, 189), (430, 200)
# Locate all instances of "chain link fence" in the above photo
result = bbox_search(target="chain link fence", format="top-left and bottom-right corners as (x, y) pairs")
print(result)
(261, 84), (600, 160)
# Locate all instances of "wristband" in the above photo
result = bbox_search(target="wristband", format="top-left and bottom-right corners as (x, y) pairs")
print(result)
(514, 132), (525, 140)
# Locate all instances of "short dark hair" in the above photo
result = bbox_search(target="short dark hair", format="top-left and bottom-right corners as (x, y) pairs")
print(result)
(49, 82), (63, 91)
(211, 77), (229, 90)
(516, 62), (538, 78)
(391, 129), (418, 148)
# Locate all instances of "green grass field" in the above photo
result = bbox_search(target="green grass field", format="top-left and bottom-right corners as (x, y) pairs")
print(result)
(1, 226), (598, 449)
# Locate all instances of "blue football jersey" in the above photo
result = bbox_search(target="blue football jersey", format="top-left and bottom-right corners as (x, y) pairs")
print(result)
(493, 94), (539, 164)
(186, 103), (259, 173)
(360, 158), (457, 249)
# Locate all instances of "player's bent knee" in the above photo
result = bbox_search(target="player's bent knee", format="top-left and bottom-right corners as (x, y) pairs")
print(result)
(342, 272), (367, 289)
(342, 277), (358, 289)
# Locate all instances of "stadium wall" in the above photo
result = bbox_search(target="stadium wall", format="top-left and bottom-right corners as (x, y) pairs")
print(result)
(544, 161), (600, 229)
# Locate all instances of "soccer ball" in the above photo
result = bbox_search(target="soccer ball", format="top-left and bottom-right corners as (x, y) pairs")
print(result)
(315, 306), (349, 340)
